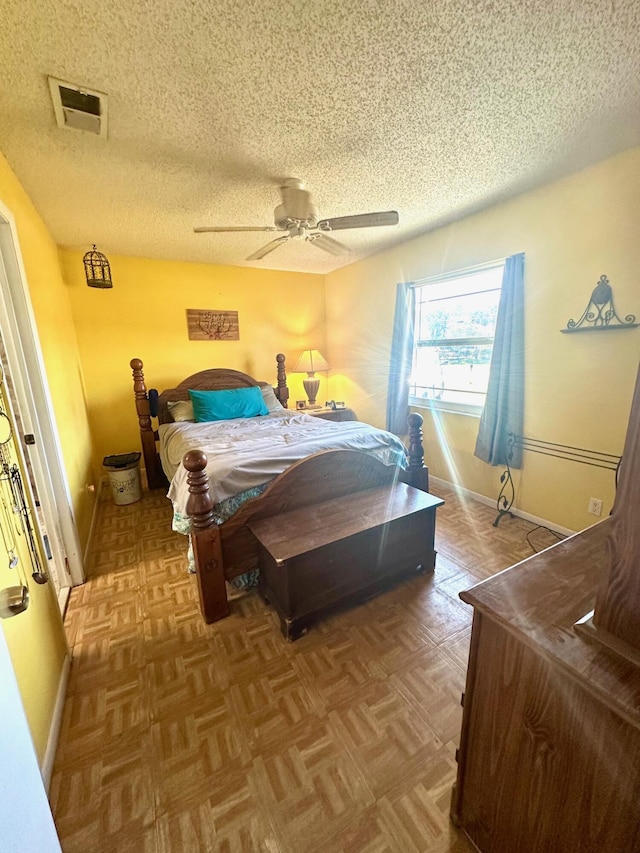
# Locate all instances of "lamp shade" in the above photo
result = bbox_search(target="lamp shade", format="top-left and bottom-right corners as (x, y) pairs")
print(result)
(293, 349), (330, 375)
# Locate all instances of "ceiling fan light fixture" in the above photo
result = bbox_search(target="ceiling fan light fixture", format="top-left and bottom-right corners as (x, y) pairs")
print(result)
(194, 179), (400, 263)
(274, 202), (318, 230)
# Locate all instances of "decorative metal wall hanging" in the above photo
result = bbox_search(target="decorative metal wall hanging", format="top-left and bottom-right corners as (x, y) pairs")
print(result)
(562, 275), (637, 333)
(83, 244), (113, 288)
(494, 432), (621, 528)
(186, 309), (239, 340)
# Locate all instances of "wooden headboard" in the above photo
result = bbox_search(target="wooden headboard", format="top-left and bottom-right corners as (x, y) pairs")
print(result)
(156, 369), (262, 424)
(130, 353), (289, 489)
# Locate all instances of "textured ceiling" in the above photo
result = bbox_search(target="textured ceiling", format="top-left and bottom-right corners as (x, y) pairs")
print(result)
(1, 0), (639, 274)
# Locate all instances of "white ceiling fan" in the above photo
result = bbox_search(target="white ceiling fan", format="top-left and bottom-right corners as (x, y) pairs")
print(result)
(194, 178), (399, 260)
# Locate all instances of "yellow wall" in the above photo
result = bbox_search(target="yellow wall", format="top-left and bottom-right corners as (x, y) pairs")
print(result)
(59, 251), (326, 473)
(0, 384), (68, 764)
(0, 152), (77, 762)
(326, 147), (640, 532)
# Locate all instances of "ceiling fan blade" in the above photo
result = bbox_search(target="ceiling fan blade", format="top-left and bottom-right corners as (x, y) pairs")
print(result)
(316, 211), (399, 231)
(194, 226), (279, 233)
(246, 235), (290, 260)
(307, 233), (350, 256)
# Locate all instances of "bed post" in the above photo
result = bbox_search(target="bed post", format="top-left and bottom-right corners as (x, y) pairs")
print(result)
(407, 412), (429, 492)
(184, 450), (230, 623)
(130, 358), (165, 490)
(276, 352), (289, 408)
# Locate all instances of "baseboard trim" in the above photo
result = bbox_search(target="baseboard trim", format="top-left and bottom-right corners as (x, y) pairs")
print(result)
(41, 651), (70, 791)
(429, 475), (576, 538)
(57, 585), (71, 618)
(82, 478), (104, 569)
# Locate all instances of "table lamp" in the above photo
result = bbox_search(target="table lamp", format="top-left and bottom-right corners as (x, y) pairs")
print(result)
(294, 349), (329, 409)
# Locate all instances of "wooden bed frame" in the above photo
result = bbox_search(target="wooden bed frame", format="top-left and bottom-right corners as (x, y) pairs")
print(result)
(131, 353), (290, 490)
(130, 354), (429, 624)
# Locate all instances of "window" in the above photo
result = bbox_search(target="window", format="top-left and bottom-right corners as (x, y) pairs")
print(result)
(410, 261), (504, 415)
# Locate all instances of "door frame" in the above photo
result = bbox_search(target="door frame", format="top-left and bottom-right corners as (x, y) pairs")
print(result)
(0, 200), (84, 588)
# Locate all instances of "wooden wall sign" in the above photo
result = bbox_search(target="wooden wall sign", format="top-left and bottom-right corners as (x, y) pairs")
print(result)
(186, 309), (239, 341)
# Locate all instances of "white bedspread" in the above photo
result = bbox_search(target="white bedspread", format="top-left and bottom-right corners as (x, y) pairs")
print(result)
(160, 411), (407, 513)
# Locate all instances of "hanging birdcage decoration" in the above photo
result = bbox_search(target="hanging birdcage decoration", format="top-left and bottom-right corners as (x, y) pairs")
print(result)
(83, 244), (113, 289)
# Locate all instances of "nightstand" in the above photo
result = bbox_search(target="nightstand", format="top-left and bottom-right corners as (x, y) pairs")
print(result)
(306, 407), (357, 422)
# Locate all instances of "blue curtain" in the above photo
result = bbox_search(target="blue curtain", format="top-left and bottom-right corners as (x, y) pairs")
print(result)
(474, 253), (525, 467)
(386, 282), (415, 435)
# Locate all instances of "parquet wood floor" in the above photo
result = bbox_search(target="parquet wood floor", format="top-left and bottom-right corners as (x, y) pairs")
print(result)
(51, 481), (564, 852)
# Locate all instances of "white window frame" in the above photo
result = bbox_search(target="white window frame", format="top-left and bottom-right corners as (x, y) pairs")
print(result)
(409, 260), (505, 417)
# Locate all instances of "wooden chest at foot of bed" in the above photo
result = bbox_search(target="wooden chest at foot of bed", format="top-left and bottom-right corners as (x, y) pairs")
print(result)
(248, 483), (444, 640)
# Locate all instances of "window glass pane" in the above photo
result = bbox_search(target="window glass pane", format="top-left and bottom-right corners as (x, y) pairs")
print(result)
(420, 268), (502, 303)
(411, 263), (504, 411)
(418, 288), (500, 341)
(411, 344), (493, 406)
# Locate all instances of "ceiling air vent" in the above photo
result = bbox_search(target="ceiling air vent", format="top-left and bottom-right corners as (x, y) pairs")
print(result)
(48, 77), (108, 138)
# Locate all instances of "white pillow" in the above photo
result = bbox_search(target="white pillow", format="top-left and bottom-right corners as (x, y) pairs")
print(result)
(167, 400), (195, 422)
(260, 384), (284, 413)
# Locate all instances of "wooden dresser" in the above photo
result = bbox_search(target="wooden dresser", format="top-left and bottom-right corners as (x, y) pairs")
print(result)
(452, 362), (640, 852)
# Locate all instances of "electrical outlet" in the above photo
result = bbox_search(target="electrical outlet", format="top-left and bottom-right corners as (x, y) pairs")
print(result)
(588, 497), (603, 516)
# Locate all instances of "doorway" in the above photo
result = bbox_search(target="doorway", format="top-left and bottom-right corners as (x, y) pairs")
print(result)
(0, 202), (84, 603)
(0, 625), (62, 852)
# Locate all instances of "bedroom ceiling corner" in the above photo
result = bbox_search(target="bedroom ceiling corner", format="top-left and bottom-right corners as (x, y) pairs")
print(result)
(0, 0), (639, 274)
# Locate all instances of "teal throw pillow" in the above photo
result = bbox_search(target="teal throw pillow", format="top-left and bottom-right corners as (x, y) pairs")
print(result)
(189, 387), (269, 422)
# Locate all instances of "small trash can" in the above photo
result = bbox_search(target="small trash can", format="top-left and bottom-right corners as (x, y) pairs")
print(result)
(103, 452), (142, 505)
